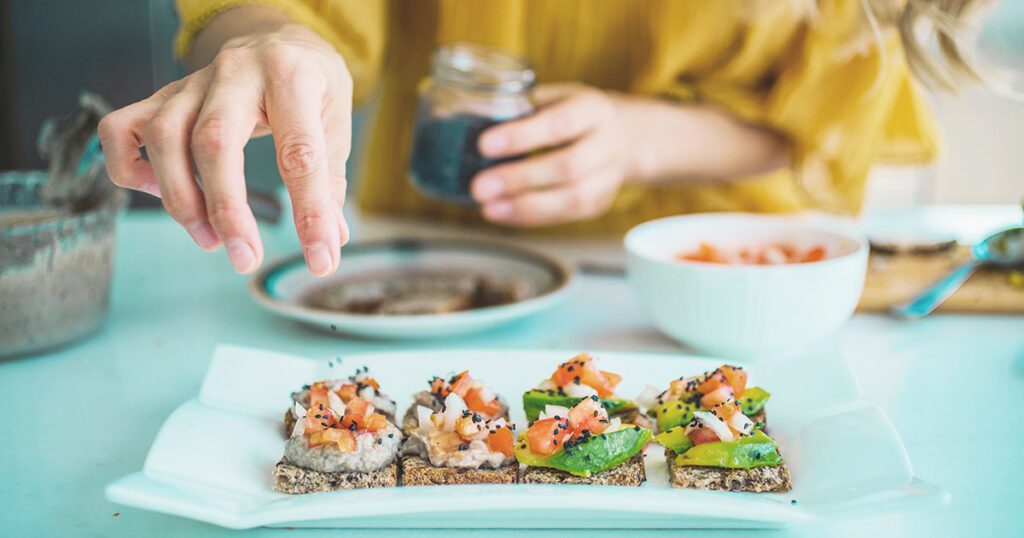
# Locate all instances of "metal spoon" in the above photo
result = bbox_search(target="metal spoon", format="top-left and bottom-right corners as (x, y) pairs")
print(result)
(891, 226), (1024, 319)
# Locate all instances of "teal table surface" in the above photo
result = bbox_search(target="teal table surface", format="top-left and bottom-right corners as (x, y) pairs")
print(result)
(1, 204), (1022, 537)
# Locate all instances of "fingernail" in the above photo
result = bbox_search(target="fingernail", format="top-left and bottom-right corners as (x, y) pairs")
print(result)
(226, 239), (257, 274)
(187, 222), (219, 251)
(480, 133), (508, 156)
(473, 174), (504, 200)
(140, 182), (162, 198)
(304, 242), (333, 277)
(484, 200), (513, 220)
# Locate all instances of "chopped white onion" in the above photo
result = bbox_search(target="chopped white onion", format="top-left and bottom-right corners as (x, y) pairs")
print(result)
(728, 412), (755, 436)
(416, 406), (434, 435)
(539, 405), (570, 420)
(292, 402), (307, 419)
(606, 417), (623, 431)
(536, 379), (557, 390)
(439, 393), (468, 431)
(563, 383), (599, 398)
(636, 384), (662, 410)
(358, 386), (376, 400)
(290, 414), (307, 438)
(373, 397), (397, 416)
(327, 391), (347, 419)
(694, 411), (734, 443)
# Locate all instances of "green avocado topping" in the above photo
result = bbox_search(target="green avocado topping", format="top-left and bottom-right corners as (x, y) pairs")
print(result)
(522, 389), (637, 424)
(654, 386), (770, 432)
(515, 426), (652, 477)
(656, 429), (783, 469)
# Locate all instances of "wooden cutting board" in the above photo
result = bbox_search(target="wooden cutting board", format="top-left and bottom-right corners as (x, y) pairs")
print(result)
(858, 246), (1024, 313)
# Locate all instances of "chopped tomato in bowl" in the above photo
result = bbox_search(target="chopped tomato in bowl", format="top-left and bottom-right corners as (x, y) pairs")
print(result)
(625, 212), (868, 358)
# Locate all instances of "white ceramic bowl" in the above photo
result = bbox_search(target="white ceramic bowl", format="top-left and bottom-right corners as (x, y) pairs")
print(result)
(625, 213), (868, 359)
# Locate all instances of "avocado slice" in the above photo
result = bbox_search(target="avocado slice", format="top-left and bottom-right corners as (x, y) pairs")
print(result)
(515, 426), (652, 477)
(522, 389), (637, 424)
(654, 386), (770, 432)
(657, 429), (783, 469)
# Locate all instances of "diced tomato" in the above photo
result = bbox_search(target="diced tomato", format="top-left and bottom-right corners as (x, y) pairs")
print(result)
(567, 396), (609, 435)
(550, 355), (587, 386)
(338, 397), (389, 432)
(600, 371), (622, 391)
(309, 383), (330, 410)
(309, 428), (357, 451)
(464, 388), (503, 418)
(802, 245), (826, 262)
(447, 371), (472, 398)
(678, 243), (725, 263)
(429, 377), (449, 398)
(678, 243), (827, 265)
(304, 406), (336, 434)
(551, 354), (619, 398)
(688, 426), (720, 446)
(335, 383), (357, 403)
(700, 386), (734, 408)
(487, 427), (515, 457)
(710, 401), (741, 424)
(719, 365), (747, 397)
(697, 370), (727, 394)
(526, 417), (572, 456)
(340, 397), (372, 428)
(363, 413), (388, 432)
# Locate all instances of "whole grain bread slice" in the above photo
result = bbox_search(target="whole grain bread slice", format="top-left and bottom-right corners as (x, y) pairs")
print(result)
(665, 453), (791, 492)
(520, 453), (646, 486)
(400, 456), (518, 486)
(272, 459), (398, 494)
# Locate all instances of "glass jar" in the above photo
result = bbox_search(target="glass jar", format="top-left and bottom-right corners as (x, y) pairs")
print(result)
(408, 42), (535, 204)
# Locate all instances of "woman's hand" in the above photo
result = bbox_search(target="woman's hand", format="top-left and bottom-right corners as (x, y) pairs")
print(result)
(471, 83), (791, 228)
(99, 22), (351, 276)
(470, 84), (635, 227)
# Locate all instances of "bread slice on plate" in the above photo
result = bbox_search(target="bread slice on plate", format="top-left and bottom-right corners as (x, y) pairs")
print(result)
(665, 454), (792, 492)
(400, 456), (518, 486)
(272, 459), (398, 493)
(520, 454), (646, 486)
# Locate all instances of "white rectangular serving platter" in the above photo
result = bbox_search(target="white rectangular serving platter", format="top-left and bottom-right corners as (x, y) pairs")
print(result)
(106, 345), (947, 529)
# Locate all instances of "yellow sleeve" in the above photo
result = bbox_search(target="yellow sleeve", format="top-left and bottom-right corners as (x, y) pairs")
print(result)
(174, 0), (387, 104)
(656, 1), (940, 214)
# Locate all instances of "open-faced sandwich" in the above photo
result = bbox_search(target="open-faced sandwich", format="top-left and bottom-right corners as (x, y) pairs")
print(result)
(522, 353), (647, 427)
(655, 400), (791, 492)
(283, 367), (397, 436)
(273, 396), (403, 493)
(638, 365), (770, 433)
(518, 395), (652, 486)
(402, 370), (508, 433)
(401, 392), (518, 485)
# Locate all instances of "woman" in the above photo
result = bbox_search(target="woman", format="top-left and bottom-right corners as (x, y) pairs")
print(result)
(98, 0), (984, 277)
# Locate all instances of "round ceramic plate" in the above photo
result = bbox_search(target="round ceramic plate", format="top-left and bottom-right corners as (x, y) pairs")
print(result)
(249, 237), (575, 339)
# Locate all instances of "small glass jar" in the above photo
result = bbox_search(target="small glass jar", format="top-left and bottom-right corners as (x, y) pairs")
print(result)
(408, 42), (535, 204)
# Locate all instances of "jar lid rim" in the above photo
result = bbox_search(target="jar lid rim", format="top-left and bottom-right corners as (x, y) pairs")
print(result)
(432, 42), (535, 92)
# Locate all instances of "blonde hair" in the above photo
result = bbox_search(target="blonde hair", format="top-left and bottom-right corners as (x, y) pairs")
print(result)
(867, 0), (995, 91)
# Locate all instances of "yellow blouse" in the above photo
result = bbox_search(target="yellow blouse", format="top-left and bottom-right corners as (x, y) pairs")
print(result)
(175, 0), (939, 234)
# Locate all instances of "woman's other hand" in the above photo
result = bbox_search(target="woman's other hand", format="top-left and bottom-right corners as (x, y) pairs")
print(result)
(99, 18), (351, 277)
(470, 84), (634, 227)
